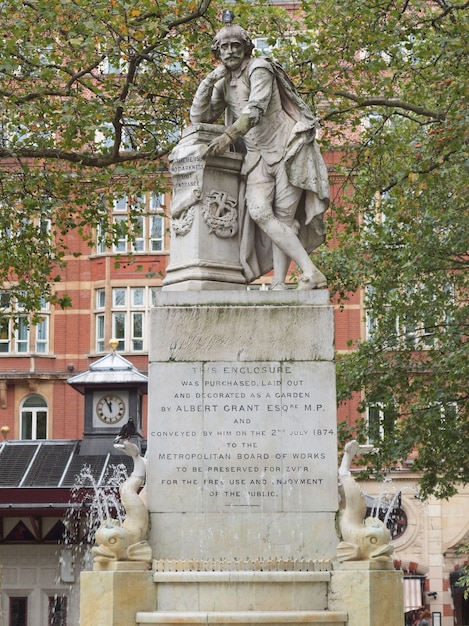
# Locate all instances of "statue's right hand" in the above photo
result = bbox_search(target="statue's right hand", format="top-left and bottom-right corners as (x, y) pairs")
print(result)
(206, 65), (227, 84)
(203, 133), (232, 159)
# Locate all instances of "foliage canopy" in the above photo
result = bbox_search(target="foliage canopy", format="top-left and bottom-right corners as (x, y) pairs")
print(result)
(0, 0), (467, 496)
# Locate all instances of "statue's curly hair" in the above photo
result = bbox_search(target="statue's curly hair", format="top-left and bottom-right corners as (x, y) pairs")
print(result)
(211, 25), (255, 59)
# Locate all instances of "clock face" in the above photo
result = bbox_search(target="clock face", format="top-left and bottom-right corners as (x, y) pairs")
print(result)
(95, 393), (126, 424)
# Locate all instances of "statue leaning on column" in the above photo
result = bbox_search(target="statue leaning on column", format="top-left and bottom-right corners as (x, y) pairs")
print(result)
(190, 18), (330, 290)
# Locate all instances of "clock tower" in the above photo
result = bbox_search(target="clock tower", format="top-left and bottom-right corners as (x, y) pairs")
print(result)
(68, 340), (148, 455)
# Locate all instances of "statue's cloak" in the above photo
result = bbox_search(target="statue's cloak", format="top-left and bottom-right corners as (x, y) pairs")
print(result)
(237, 58), (330, 282)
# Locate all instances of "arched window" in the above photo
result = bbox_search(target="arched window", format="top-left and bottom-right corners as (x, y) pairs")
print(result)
(20, 394), (48, 440)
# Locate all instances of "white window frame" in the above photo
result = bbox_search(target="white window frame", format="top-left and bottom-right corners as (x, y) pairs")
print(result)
(35, 315), (49, 353)
(367, 401), (396, 444)
(113, 215), (128, 253)
(95, 289), (106, 353)
(149, 214), (164, 252)
(94, 286), (160, 353)
(96, 313), (105, 353)
(112, 311), (126, 351)
(131, 311), (144, 351)
(20, 394), (48, 440)
(0, 299), (49, 355)
(365, 282), (453, 350)
(96, 192), (166, 255)
(132, 215), (145, 252)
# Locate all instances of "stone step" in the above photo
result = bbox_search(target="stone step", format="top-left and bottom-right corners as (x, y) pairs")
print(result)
(136, 610), (348, 625)
(152, 571), (331, 612)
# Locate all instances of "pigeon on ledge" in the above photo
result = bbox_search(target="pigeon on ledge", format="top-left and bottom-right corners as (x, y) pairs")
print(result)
(114, 417), (136, 443)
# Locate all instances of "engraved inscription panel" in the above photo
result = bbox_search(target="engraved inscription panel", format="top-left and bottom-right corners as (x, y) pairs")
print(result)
(149, 361), (337, 512)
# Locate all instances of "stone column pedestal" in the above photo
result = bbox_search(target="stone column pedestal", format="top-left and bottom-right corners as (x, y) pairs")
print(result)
(329, 562), (404, 626)
(147, 291), (338, 561)
(80, 563), (155, 626)
(163, 124), (246, 291)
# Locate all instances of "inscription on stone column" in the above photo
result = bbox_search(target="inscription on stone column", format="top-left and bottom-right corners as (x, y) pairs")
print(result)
(170, 154), (205, 189)
(150, 361), (337, 512)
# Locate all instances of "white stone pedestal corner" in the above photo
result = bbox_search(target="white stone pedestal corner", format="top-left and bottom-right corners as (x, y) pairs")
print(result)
(329, 561), (404, 626)
(80, 562), (155, 626)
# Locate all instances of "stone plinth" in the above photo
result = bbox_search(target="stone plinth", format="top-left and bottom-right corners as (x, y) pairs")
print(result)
(329, 562), (404, 626)
(152, 570), (330, 611)
(80, 566), (155, 626)
(136, 610), (348, 625)
(163, 124), (246, 290)
(147, 291), (339, 561)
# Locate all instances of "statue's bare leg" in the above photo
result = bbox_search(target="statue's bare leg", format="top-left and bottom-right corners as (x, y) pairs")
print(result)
(254, 212), (326, 289)
(246, 162), (326, 290)
(271, 244), (290, 289)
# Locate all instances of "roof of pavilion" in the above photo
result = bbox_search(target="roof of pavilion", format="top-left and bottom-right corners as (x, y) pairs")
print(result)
(0, 439), (140, 516)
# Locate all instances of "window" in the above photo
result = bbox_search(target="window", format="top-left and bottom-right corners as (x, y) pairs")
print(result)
(0, 201), (51, 241)
(20, 394), (48, 440)
(367, 401), (396, 443)
(16, 316), (29, 353)
(98, 55), (128, 75)
(111, 287), (144, 352)
(0, 316), (9, 352)
(95, 286), (159, 353)
(10, 597), (27, 626)
(0, 292), (49, 354)
(254, 38), (271, 56)
(150, 215), (164, 251)
(113, 214), (128, 253)
(365, 283), (453, 349)
(36, 315), (49, 353)
(133, 215), (145, 252)
(96, 289), (106, 352)
(96, 192), (166, 254)
(49, 595), (67, 626)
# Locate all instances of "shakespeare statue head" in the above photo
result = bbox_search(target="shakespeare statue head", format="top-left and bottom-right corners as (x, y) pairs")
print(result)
(211, 24), (255, 59)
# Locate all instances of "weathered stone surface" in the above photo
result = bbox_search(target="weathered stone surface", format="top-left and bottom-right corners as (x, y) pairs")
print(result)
(163, 126), (245, 291)
(150, 291), (333, 363)
(80, 569), (155, 626)
(329, 566), (404, 626)
(147, 292), (338, 562)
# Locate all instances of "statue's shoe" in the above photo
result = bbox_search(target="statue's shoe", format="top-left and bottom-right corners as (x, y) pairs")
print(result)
(298, 270), (327, 290)
(271, 281), (287, 290)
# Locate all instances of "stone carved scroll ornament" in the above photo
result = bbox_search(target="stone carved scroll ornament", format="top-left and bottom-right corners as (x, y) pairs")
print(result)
(92, 441), (152, 564)
(337, 440), (394, 563)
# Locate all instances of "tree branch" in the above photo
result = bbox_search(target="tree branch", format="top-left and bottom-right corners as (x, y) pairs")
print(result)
(381, 149), (458, 192)
(328, 90), (446, 121)
(0, 147), (168, 167)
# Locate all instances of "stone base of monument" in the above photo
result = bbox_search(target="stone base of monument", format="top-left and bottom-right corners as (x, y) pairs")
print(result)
(329, 561), (404, 626)
(80, 563), (155, 626)
(79, 291), (403, 626)
(135, 562), (348, 625)
(147, 291), (339, 562)
(134, 563), (402, 625)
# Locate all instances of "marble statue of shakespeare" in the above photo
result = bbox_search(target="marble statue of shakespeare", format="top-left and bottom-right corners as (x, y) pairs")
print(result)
(190, 24), (330, 290)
